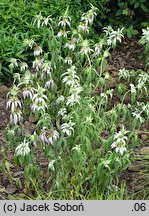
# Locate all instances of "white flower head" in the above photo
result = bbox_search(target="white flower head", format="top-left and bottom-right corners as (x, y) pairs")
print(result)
(81, 13), (94, 25)
(9, 58), (18, 70)
(139, 27), (149, 44)
(45, 80), (54, 89)
(58, 108), (67, 117)
(64, 40), (76, 51)
(57, 30), (68, 38)
(42, 15), (52, 26)
(10, 109), (22, 125)
(48, 160), (55, 171)
(118, 68), (130, 80)
(34, 46), (43, 56)
(61, 121), (75, 136)
(114, 125), (128, 139)
(108, 27), (124, 47)
(111, 125), (128, 155)
(62, 65), (80, 87)
(111, 138), (127, 155)
(40, 128), (59, 145)
(34, 12), (43, 29)
(58, 15), (71, 27)
(42, 61), (52, 77)
(66, 94), (81, 106)
(64, 56), (73, 65)
(6, 97), (22, 112)
(72, 30), (82, 43)
(32, 57), (44, 71)
(103, 26), (113, 36)
(56, 95), (65, 104)
(130, 83), (136, 94)
(79, 40), (93, 55)
(15, 139), (30, 156)
(132, 112), (144, 123)
(22, 87), (34, 99)
(94, 43), (101, 56)
(18, 70), (33, 86)
(23, 39), (35, 49)
(20, 62), (28, 71)
(78, 23), (89, 34)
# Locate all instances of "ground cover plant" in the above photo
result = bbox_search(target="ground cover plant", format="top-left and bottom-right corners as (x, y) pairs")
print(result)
(0, 4), (148, 200)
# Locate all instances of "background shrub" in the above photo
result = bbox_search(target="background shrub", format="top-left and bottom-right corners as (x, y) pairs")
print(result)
(0, 0), (148, 81)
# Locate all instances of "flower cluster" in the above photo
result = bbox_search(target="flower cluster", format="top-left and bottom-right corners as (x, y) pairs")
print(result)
(34, 12), (52, 28)
(79, 4), (98, 33)
(136, 72), (149, 92)
(132, 111), (144, 124)
(111, 126), (128, 155)
(100, 89), (113, 103)
(79, 39), (93, 56)
(57, 7), (71, 38)
(23, 39), (35, 49)
(58, 15), (71, 28)
(61, 120), (75, 136)
(9, 58), (18, 71)
(139, 27), (149, 45)
(118, 68), (131, 80)
(103, 26), (124, 47)
(40, 127), (59, 145)
(15, 139), (30, 156)
(31, 84), (48, 113)
(62, 65), (83, 106)
(6, 85), (22, 125)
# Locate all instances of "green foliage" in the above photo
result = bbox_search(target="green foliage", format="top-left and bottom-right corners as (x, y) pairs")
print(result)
(0, 0), (149, 200)
(0, 0), (94, 80)
(1, 0), (148, 80)
(124, 25), (138, 39)
(4, 6), (149, 199)
(116, 0), (149, 17)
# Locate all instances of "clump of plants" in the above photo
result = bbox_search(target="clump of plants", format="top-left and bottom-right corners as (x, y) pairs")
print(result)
(4, 5), (149, 199)
(139, 27), (149, 68)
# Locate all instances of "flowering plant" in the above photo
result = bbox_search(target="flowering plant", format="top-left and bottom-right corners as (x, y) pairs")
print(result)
(5, 5), (149, 199)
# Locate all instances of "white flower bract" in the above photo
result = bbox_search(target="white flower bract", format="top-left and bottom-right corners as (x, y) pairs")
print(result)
(15, 139), (30, 156)
(61, 121), (75, 136)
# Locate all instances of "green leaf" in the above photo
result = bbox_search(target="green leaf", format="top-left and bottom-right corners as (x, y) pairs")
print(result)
(5, 161), (10, 173)
(100, 58), (107, 76)
(134, 2), (140, 8)
(140, 3), (148, 12)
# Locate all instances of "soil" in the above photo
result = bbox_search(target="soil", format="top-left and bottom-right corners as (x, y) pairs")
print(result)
(0, 36), (149, 199)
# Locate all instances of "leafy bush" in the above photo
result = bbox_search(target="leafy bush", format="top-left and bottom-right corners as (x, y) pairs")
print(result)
(1, 0), (148, 81)
(0, 0), (95, 80)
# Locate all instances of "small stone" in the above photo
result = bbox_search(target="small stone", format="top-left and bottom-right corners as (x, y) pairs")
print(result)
(0, 185), (5, 193)
(0, 98), (6, 108)
(128, 162), (144, 172)
(29, 115), (38, 123)
(108, 79), (117, 88)
(24, 121), (35, 135)
(13, 171), (23, 178)
(140, 147), (149, 155)
(9, 162), (15, 169)
(0, 85), (9, 98)
(6, 185), (17, 194)
(141, 134), (149, 141)
(105, 64), (116, 71)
